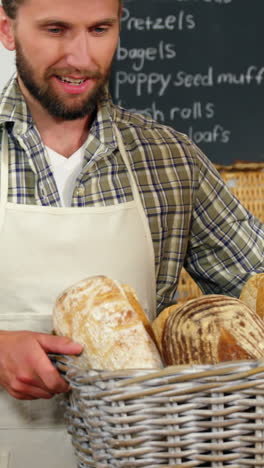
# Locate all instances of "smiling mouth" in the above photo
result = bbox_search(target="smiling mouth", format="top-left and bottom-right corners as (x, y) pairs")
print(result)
(56, 76), (87, 85)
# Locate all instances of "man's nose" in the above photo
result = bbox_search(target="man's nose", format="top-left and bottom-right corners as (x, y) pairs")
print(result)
(64, 31), (93, 69)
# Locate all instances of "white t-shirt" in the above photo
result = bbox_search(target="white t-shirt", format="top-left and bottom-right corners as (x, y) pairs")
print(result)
(45, 142), (86, 207)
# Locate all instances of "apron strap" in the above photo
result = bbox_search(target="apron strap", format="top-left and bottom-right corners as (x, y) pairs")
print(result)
(114, 124), (157, 318)
(1, 128), (9, 205)
(0, 129), (9, 231)
(114, 124), (145, 209)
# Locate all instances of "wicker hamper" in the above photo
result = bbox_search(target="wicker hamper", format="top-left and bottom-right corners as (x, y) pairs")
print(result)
(52, 166), (264, 467)
(219, 168), (264, 224)
(53, 355), (264, 468)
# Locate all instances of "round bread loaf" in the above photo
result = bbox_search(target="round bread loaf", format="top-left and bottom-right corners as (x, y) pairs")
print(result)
(152, 304), (178, 354)
(152, 298), (196, 353)
(53, 275), (163, 370)
(162, 294), (264, 366)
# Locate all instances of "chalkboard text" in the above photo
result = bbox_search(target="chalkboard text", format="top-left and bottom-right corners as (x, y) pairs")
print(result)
(117, 41), (176, 72)
(121, 8), (196, 31)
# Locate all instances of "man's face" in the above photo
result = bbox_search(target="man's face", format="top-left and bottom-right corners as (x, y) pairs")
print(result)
(11, 0), (120, 119)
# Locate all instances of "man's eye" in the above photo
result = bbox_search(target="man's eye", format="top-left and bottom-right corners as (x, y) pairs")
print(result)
(47, 27), (63, 34)
(93, 26), (109, 34)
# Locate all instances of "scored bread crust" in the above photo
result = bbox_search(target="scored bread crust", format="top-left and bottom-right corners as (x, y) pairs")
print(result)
(53, 275), (163, 370)
(152, 298), (198, 353)
(152, 305), (177, 354)
(162, 294), (264, 366)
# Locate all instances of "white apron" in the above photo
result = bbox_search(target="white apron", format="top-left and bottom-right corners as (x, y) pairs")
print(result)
(0, 126), (156, 468)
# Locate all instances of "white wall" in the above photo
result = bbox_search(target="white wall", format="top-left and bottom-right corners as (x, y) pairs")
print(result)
(0, 0), (15, 89)
(0, 43), (15, 90)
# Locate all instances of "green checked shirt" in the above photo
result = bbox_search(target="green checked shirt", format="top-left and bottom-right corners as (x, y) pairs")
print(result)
(1, 75), (264, 313)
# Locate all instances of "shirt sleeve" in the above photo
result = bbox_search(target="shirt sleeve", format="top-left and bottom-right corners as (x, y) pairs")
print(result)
(184, 148), (264, 297)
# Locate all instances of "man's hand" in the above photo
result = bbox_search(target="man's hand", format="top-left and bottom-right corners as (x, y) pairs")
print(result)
(0, 331), (83, 400)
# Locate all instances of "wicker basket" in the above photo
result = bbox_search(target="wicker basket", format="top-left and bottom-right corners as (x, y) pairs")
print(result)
(54, 355), (264, 467)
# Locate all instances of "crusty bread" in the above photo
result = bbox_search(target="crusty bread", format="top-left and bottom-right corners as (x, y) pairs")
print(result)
(240, 273), (264, 319)
(162, 294), (264, 366)
(53, 275), (163, 370)
(152, 298), (196, 354)
(256, 275), (264, 320)
(152, 304), (177, 354)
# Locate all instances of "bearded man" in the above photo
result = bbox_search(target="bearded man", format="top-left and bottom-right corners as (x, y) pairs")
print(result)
(0, 0), (264, 466)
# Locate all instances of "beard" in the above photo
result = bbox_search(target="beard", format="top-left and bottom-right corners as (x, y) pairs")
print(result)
(15, 41), (111, 120)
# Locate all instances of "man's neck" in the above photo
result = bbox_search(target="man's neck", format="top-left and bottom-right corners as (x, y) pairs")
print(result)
(35, 115), (91, 158)
(19, 79), (92, 158)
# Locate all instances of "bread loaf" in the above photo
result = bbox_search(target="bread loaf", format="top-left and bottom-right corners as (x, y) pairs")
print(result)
(239, 273), (264, 319)
(162, 294), (264, 366)
(256, 277), (264, 320)
(152, 304), (178, 354)
(53, 275), (163, 370)
(152, 298), (196, 353)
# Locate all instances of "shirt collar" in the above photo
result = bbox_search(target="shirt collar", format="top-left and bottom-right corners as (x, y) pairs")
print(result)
(0, 74), (34, 137)
(89, 85), (117, 150)
(0, 73), (117, 150)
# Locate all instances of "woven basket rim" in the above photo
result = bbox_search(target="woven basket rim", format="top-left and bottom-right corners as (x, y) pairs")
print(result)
(51, 354), (264, 386)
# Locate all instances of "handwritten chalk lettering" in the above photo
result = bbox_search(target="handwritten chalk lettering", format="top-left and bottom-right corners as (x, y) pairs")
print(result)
(217, 66), (264, 85)
(115, 72), (172, 99)
(188, 125), (231, 144)
(174, 67), (214, 87)
(170, 102), (215, 120)
(116, 41), (176, 72)
(117, 100), (166, 122)
(121, 8), (196, 31)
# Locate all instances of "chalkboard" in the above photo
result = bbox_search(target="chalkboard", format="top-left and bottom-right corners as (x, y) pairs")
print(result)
(109, 0), (264, 165)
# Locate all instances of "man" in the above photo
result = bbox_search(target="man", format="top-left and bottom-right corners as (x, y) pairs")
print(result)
(0, 0), (263, 466)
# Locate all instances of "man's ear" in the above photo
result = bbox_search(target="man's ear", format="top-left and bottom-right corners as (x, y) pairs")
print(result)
(0, 7), (15, 51)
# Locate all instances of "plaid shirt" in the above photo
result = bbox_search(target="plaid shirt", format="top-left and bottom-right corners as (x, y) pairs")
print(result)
(1, 75), (264, 313)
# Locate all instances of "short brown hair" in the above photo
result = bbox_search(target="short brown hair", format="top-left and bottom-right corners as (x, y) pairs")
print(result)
(2, 0), (122, 19)
(2, 0), (24, 19)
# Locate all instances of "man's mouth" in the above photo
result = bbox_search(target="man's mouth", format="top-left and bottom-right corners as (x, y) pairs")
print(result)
(56, 76), (87, 86)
